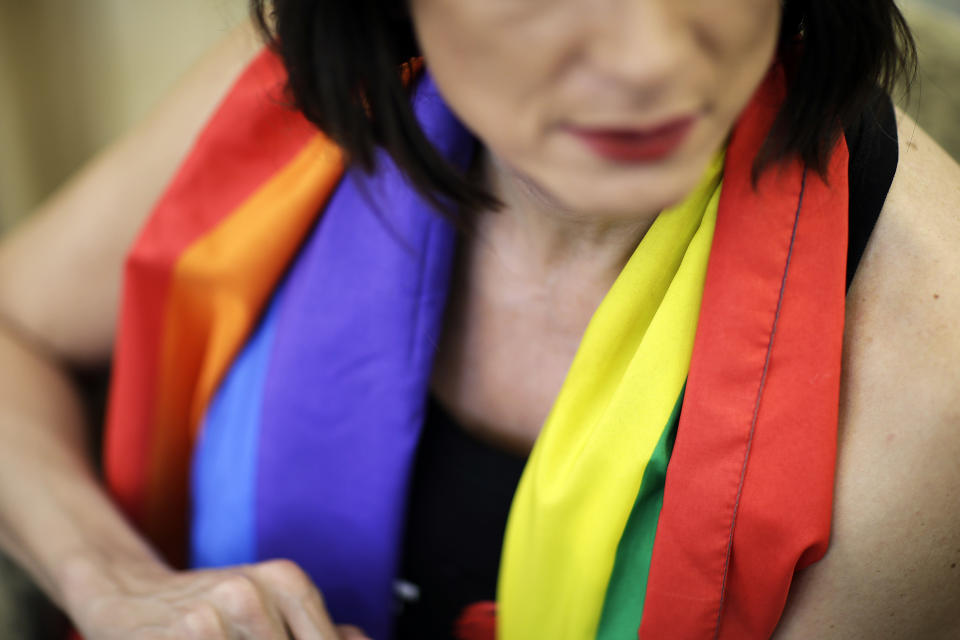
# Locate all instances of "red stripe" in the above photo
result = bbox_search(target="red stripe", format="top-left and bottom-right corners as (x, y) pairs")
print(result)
(639, 67), (848, 638)
(104, 48), (320, 559)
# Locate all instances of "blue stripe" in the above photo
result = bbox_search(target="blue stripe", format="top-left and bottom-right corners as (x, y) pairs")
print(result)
(189, 298), (281, 568)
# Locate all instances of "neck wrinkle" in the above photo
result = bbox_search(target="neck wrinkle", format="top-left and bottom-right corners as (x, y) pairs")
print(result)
(472, 147), (659, 286)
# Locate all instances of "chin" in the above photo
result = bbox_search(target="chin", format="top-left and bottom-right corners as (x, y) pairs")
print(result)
(506, 130), (718, 218)
(537, 162), (711, 220)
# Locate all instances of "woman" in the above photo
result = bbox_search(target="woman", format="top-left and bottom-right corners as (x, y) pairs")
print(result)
(0, 0), (958, 638)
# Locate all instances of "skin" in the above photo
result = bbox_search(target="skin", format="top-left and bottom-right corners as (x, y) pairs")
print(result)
(0, 4), (957, 640)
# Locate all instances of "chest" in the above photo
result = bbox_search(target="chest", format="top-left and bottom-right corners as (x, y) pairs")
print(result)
(429, 289), (586, 454)
(428, 246), (608, 454)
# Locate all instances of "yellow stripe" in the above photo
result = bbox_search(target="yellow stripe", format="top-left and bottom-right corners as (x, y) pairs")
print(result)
(498, 154), (723, 639)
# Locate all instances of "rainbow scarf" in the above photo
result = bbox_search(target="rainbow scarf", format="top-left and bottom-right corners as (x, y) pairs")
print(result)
(104, 50), (849, 640)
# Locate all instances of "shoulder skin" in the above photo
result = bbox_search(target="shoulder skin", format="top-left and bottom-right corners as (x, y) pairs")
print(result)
(774, 111), (960, 638)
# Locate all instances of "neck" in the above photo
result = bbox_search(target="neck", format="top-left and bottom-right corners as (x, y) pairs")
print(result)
(472, 150), (659, 290)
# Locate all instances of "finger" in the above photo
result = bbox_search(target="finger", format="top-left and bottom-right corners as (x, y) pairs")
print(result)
(176, 602), (229, 640)
(278, 598), (341, 640)
(254, 560), (341, 640)
(336, 624), (372, 640)
(210, 572), (288, 640)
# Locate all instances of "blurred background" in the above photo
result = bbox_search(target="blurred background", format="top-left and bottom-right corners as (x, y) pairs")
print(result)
(0, 0), (957, 636)
(0, 0), (247, 231)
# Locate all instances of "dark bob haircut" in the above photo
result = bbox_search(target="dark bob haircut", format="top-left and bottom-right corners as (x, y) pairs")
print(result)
(251, 0), (916, 215)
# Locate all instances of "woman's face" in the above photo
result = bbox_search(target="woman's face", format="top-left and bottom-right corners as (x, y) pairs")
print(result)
(409, 0), (782, 217)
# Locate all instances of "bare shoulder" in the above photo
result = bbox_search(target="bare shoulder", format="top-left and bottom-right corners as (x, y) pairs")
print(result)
(774, 113), (960, 638)
(844, 108), (960, 418)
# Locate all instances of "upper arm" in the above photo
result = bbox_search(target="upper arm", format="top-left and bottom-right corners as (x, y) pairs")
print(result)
(774, 112), (960, 638)
(0, 21), (264, 365)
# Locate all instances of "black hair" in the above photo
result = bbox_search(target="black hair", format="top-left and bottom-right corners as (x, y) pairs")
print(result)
(251, 0), (915, 213)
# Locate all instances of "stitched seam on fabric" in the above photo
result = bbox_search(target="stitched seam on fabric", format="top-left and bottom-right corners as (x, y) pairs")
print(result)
(711, 169), (808, 640)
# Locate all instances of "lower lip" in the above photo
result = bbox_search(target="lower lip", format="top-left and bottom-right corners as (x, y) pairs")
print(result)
(569, 118), (695, 163)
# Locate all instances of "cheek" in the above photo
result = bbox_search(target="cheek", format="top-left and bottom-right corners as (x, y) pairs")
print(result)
(409, 0), (576, 147)
(694, 1), (782, 70)
(690, 2), (782, 139)
(410, 0), (562, 88)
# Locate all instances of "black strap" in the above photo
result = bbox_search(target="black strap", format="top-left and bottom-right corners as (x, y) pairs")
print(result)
(845, 91), (899, 290)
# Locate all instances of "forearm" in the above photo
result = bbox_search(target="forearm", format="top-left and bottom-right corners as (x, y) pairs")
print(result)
(0, 325), (162, 612)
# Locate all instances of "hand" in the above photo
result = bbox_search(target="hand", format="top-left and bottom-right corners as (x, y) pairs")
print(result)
(61, 555), (369, 639)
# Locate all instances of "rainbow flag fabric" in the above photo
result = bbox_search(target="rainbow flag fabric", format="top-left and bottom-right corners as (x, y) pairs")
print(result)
(104, 49), (849, 640)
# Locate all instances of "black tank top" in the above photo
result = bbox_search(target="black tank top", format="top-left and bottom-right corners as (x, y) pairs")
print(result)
(393, 92), (899, 640)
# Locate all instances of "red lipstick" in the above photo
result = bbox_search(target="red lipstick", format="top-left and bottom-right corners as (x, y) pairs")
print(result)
(569, 117), (695, 163)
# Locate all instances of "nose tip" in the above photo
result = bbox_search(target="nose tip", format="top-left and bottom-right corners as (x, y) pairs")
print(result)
(585, 2), (686, 93)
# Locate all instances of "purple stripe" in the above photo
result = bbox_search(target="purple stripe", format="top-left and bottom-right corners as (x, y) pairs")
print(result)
(254, 75), (471, 640)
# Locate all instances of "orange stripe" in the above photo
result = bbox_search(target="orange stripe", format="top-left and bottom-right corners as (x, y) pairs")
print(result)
(105, 48), (317, 535)
(143, 136), (344, 558)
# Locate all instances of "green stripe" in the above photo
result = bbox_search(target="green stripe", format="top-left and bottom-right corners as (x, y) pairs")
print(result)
(595, 386), (683, 639)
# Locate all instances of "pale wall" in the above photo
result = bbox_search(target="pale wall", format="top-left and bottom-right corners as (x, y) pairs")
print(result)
(0, 0), (248, 230)
(899, 1), (960, 161)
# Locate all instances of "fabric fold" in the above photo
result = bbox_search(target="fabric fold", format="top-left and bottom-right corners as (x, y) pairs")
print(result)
(638, 66), (848, 640)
